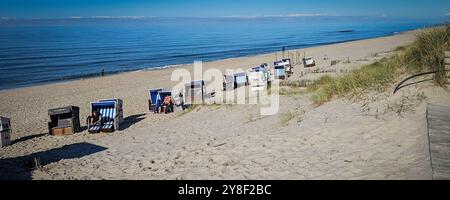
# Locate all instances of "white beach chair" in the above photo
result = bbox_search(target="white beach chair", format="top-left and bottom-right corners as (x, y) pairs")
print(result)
(274, 58), (292, 78)
(184, 80), (205, 105)
(303, 57), (316, 68)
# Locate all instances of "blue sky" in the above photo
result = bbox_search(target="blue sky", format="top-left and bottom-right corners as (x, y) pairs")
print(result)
(0, 0), (449, 19)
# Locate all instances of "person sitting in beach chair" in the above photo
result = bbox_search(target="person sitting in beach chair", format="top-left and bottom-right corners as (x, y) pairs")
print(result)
(161, 95), (173, 114)
(87, 110), (102, 133)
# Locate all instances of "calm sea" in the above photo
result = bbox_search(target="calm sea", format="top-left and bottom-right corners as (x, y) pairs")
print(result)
(0, 16), (446, 90)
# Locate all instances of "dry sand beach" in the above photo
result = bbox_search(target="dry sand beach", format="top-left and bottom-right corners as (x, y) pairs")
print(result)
(1, 28), (449, 179)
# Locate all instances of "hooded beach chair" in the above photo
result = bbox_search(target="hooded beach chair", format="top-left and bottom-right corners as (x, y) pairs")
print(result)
(234, 72), (247, 89)
(260, 63), (272, 84)
(170, 90), (184, 112)
(48, 106), (81, 136)
(148, 88), (164, 112)
(274, 65), (286, 80)
(274, 58), (292, 77)
(248, 67), (267, 91)
(184, 80), (205, 105)
(88, 98), (123, 133)
(0, 116), (11, 148)
(223, 75), (234, 91)
(303, 57), (316, 68)
(155, 90), (173, 113)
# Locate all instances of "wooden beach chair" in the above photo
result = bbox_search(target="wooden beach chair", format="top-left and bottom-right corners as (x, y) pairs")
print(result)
(48, 106), (81, 136)
(0, 116), (12, 148)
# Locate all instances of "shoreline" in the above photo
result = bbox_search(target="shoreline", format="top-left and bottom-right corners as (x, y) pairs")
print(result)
(0, 28), (421, 92)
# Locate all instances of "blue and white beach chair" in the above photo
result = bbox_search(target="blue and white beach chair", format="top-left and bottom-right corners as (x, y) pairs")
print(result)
(234, 72), (247, 89)
(148, 88), (164, 112)
(274, 66), (286, 79)
(274, 59), (291, 79)
(88, 98), (123, 133)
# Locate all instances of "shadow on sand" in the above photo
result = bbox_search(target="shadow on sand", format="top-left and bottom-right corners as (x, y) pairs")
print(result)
(0, 142), (107, 180)
(13, 125), (89, 145)
(119, 113), (146, 131)
(12, 133), (47, 144)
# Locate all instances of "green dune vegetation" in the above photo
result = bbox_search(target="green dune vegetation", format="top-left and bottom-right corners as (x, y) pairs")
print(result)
(308, 25), (450, 106)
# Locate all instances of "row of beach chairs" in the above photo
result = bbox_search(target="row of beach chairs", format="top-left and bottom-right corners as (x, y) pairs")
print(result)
(147, 59), (294, 113)
(1, 57), (317, 148)
(147, 58), (310, 111)
(221, 59), (291, 92)
(221, 57), (315, 90)
(148, 80), (206, 113)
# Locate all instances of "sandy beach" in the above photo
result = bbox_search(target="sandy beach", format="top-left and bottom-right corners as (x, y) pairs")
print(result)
(1, 28), (449, 179)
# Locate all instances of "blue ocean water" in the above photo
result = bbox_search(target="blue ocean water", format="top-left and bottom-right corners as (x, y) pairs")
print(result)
(0, 16), (446, 90)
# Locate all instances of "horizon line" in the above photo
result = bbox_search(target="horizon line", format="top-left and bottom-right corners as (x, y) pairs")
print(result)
(1, 14), (450, 21)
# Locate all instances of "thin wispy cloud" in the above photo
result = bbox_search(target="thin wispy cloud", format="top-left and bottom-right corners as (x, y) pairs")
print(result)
(446, 13), (450, 16)
(70, 16), (149, 19)
(221, 13), (339, 19)
(286, 13), (338, 17)
(220, 15), (280, 19)
(92, 16), (147, 19)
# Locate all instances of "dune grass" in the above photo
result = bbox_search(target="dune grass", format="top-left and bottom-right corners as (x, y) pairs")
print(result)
(279, 111), (296, 126)
(279, 86), (306, 96)
(404, 25), (450, 85)
(308, 26), (450, 106)
(308, 57), (401, 105)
